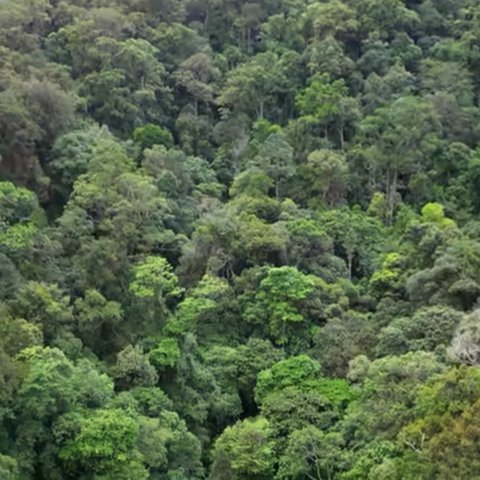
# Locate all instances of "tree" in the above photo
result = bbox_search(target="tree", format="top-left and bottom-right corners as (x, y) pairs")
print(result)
(0, 454), (18, 480)
(169, 274), (236, 343)
(312, 312), (377, 377)
(362, 65), (415, 114)
(0, 350), (18, 431)
(49, 125), (107, 200)
(128, 256), (183, 333)
(302, 0), (358, 43)
(0, 181), (43, 255)
(319, 208), (385, 279)
(3, 56), (73, 158)
(255, 355), (353, 410)
(296, 73), (359, 148)
(344, 352), (445, 444)
(300, 149), (349, 207)
(406, 235), (480, 310)
(14, 347), (114, 478)
(260, 387), (338, 438)
(23, 79), (75, 153)
(0, 312), (43, 356)
(355, 0), (419, 39)
(376, 306), (463, 357)
(10, 282), (73, 344)
(449, 309), (480, 366)
(234, 338), (285, 413)
(0, 89), (41, 184)
(303, 36), (355, 78)
(255, 355), (321, 403)
(130, 256), (183, 303)
(254, 133), (295, 200)
(137, 411), (203, 479)
(427, 398), (480, 479)
(174, 52), (220, 115)
(243, 268), (332, 350)
(74, 289), (124, 356)
(234, 2), (266, 52)
(2, 0), (480, 477)
(59, 409), (148, 480)
(80, 38), (170, 132)
(112, 344), (158, 390)
(133, 124), (174, 151)
(398, 366), (480, 479)
(281, 216), (335, 276)
(277, 427), (347, 480)
(219, 52), (289, 120)
(357, 97), (441, 222)
(57, 132), (179, 295)
(210, 416), (275, 480)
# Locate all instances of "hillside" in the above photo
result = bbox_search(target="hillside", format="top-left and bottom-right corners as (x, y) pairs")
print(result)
(1, 0), (480, 478)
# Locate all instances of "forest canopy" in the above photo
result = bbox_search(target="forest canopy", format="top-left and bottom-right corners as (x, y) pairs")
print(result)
(1, 0), (480, 478)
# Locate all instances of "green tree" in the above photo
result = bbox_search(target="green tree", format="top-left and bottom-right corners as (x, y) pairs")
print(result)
(14, 347), (114, 478)
(59, 409), (148, 480)
(277, 427), (347, 480)
(112, 344), (158, 390)
(297, 73), (359, 148)
(219, 52), (289, 120)
(10, 282), (73, 344)
(357, 97), (441, 222)
(355, 0), (419, 39)
(254, 133), (295, 200)
(49, 125), (107, 201)
(174, 52), (220, 115)
(376, 306), (463, 357)
(319, 208), (385, 279)
(300, 149), (349, 207)
(0, 181), (44, 255)
(80, 38), (170, 132)
(302, 0), (358, 43)
(243, 267), (338, 350)
(133, 124), (174, 150)
(129, 256), (184, 334)
(344, 352), (445, 444)
(74, 289), (124, 356)
(0, 454), (18, 480)
(210, 416), (275, 480)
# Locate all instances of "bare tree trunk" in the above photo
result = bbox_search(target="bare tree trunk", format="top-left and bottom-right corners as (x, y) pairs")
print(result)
(338, 123), (345, 150)
(204, 4), (209, 31)
(387, 168), (398, 225)
(385, 168), (391, 205)
(258, 100), (264, 119)
(347, 252), (353, 280)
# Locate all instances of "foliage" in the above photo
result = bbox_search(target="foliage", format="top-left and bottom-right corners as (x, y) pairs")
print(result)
(0, 0), (479, 478)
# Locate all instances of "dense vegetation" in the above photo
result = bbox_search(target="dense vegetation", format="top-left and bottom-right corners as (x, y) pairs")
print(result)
(3, 0), (480, 478)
